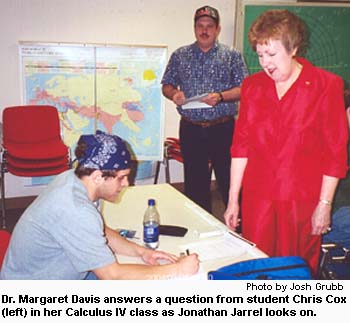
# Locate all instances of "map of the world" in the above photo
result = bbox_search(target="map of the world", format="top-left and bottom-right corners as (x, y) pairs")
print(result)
(20, 43), (166, 164)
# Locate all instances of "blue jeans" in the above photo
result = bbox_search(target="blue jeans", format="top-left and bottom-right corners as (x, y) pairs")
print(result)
(323, 206), (350, 248)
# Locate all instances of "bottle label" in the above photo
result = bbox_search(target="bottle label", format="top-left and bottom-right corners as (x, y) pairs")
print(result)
(143, 224), (159, 243)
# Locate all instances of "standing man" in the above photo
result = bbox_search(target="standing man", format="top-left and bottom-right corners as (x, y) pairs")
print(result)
(162, 5), (248, 213)
(1, 131), (199, 279)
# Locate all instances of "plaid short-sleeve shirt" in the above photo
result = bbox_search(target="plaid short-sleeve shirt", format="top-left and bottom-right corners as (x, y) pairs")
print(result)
(161, 42), (248, 121)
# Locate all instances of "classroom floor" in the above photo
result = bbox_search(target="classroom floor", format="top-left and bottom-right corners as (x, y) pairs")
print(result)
(2, 181), (227, 234)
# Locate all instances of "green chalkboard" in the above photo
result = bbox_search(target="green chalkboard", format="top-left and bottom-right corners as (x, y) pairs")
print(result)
(243, 4), (350, 87)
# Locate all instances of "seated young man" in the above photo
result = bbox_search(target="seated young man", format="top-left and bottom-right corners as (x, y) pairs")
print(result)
(0, 131), (199, 279)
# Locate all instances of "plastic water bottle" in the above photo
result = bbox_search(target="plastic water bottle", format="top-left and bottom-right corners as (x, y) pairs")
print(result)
(143, 198), (160, 249)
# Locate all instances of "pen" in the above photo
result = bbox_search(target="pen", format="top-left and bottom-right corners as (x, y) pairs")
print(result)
(228, 231), (256, 247)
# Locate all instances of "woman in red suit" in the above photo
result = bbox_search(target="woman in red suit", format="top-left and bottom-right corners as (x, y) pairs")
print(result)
(224, 9), (348, 277)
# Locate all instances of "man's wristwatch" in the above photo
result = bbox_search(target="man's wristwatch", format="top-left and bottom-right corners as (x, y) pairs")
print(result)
(217, 92), (224, 102)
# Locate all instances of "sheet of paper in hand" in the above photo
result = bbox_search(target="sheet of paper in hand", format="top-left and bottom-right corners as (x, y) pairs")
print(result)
(182, 93), (211, 110)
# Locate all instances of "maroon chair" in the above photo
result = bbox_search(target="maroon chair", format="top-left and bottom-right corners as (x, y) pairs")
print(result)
(154, 137), (183, 184)
(154, 137), (212, 184)
(0, 105), (71, 229)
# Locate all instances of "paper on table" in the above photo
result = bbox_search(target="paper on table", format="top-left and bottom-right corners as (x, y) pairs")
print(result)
(180, 232), (249, 262)
(182, 93), (211, 110)
(172, 264), (207, 281)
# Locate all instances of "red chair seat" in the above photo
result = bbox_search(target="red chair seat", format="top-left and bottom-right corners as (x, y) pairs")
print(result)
(3, 140), (68, 160)
(6, 164), (69, 177)
(6, 154), (69, 168)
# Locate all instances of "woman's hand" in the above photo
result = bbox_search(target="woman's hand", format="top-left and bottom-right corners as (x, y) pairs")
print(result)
(224, 200), (241, 231)
(311, 202), (332, 235)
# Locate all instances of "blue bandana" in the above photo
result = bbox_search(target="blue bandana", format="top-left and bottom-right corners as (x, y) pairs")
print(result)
(76, 130), (131, 171)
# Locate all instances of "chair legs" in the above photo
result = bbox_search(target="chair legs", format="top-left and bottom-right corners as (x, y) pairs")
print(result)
(154, 138), (184, 184)
(1, 167), (6, 229)
(154, 161), (161, 184)
(165, 157), (170, 183)
(154, 159), (171, 184)
(154, 158), (172, 184)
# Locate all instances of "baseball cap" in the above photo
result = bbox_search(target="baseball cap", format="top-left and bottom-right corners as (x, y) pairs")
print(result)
(194, 5), (220, 25)
(76, 130), (131, 171)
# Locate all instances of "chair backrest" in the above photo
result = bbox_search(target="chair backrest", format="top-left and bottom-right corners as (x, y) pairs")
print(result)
(0, 230), (11, 269)
(3, 105), (62, 145)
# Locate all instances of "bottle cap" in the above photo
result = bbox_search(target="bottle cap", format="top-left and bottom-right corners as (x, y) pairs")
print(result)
(148, 199), (155, 206)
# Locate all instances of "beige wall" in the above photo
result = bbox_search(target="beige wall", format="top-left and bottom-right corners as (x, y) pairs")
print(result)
(0, 0), (293, 197)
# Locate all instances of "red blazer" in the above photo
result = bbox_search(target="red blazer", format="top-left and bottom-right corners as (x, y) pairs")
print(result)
(231, 58), (348, 200)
